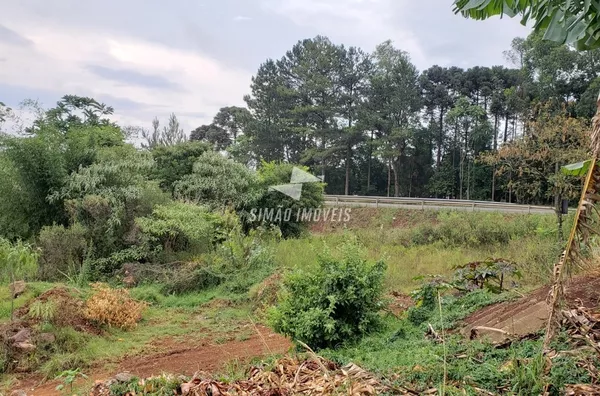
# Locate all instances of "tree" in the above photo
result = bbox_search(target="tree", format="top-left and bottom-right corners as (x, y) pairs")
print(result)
(151, 141), (211, 194)
(446, 97), (492, 200)
(454, 0), (600, 50)
(420, 66), (457, 167)
(0, 114), (124, 239)
(0, 102), (11, 125)
(243, 59), (291, 162)
(31, 95), (115, 133)
(142, 113), (187, 148)
(483, 105), (589, 205)
(174, 151), (259, 209)
(212, 106), (252, 145)
(368, 41), (422, 197)
(190, 124), (230, 150)
(337, 46), (372, 195)
(50, 145), (166, 261)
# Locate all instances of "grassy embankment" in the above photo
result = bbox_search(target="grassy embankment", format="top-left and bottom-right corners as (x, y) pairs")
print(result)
(2, 208), (583, 394)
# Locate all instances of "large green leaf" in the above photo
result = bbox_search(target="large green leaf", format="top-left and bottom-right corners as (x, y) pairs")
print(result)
(561, 160), (594, 176)
(454, 0), (600, 50)
(544, 9), (567, 42)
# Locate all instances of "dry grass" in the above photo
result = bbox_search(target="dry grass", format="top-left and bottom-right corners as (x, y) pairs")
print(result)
(84, 283), (147, 330)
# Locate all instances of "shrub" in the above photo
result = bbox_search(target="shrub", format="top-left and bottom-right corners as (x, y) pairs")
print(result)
(160, 261), (224, 295)
(151, 141), (211, 193)
(28, 300), (58, 323)
(84, 283), (147, 330)
(0, 238), (39, 283)
(136, 202), (235, 257)
(160, 225), (278, 295)
(246, 162), (325, 238)
(173, 151), (260, 209)
(269, 240), (386, 349)
(38, 224), (88, 281)
(453, 258), (522, 293)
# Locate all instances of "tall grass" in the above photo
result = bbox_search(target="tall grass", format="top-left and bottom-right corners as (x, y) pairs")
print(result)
(274, 210), (562, 292)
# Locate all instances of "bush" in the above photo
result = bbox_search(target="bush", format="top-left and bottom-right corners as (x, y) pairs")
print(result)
(244, 162), (325, 238)
(173, 151), (260, 209)
(151, 141), (210, 193)
(84, 283), (147, 330)
(400, 212), (556, 248)
(38, 224), (88, 281)
(136, 202), (235, 258)
(160, 225), (278, 295)
(269, 240), (386, 349)
(0, 238), (39, 283)
(160, 261), (224, 295)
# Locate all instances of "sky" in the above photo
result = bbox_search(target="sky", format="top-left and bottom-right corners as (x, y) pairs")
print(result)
(0, 0), (531, 134)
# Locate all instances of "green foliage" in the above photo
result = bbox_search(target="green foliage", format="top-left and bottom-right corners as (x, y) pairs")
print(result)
(136, 202), (235, 257)
(150, 141), (210, 193)
(269, 240), (386, 349)
(109, 375), (179, 396)
(247, 162), (325, 238)
(28, 300), (58, 323)
(453, 258), (522, 293)
(483, 109), (589, 204)
(161, 225), (278, 296)
(0, 238), (39, 283)
(408, 276), (452, 325)
(54, 146), (168, 262)
(0, 103), (125, 239)
(174, 151), (260, 209)
(453, 0), (600, 50)
(55, 368), (87, 394)
(0, 156), (31, 239)
(394, 211), (557, 248)
(141, 113), (187, 149)
(38, 224), (88, 281)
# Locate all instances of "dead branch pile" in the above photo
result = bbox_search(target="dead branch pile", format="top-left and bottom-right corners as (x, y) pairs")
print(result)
(91, 356), (398, 396)
(560, 301), (600, 354)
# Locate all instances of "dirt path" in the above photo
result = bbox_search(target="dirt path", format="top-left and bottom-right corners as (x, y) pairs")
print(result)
(13, 325), (292, 396)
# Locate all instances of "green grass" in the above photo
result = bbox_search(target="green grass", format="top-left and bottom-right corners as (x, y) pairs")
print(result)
(273, 231), (559, 293)
(0, 282), (56, 321)
(321, 291), (596, 394)
(38, 294), (254, 377)
(0, 209), (574, 393)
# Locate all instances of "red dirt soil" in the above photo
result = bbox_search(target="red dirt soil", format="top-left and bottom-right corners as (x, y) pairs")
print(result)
(12, 325), (291, 396)
(461, 272), (600, 340)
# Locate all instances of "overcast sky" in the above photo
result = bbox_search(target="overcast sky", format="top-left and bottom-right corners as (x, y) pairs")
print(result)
(0, 0), (530, 133)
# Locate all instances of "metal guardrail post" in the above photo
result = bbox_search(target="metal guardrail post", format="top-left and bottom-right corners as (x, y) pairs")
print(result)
(528, 205), (531, 214)
(376, 198), (379, 208)
(336, 196), (339, 205)
(472, 203), (476, 212)
(421, 200), (424, 210)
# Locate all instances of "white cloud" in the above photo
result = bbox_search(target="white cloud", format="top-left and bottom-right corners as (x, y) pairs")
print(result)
(261, 0), (530, 70)
(261, 0), (429, 67)
(233, 15), (252, 22)
(0, 20), (252, 132)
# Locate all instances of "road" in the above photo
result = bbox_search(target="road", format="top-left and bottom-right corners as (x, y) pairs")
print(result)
(323, 195), (558, 215)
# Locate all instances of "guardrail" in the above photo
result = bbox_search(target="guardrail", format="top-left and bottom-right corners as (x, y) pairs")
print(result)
(323, 195), (559, 214)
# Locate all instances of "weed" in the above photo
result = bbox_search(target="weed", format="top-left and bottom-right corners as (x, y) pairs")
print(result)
(28, 300), (58, 323)
(55, 368), (87, 394)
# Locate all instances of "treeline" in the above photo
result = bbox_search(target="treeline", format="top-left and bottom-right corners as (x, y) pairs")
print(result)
(0, 96), (326, 286)
(190, 32), (599, 203)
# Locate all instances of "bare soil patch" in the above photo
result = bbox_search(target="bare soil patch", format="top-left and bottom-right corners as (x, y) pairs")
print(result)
(12, 325), (291, 396)
(462, 272), (600, 341)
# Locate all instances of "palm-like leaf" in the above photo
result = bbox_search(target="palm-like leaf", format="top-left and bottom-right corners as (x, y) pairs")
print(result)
(453, 0), (600, 50)
(543, 94), (600, 348)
